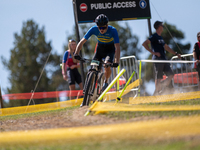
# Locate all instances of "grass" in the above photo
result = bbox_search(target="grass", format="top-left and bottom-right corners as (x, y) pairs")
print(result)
(149, 98), (200, 105)
(1, 98), (200, 150)
(2, 99), (200, 122)
(1, 98), (200, 122)
(107, 110), (200, 120)
(106, 99), (200, 119)
(0, 105), (79, 121)
(1, 138), (200, 150)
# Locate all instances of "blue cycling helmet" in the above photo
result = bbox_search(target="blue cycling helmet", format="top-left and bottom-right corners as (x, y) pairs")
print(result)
(95, 14), (109, 26)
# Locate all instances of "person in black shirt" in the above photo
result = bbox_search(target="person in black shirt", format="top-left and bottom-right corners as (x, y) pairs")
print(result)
(142, 21), (181, 95)
(193, 32), (200, 90)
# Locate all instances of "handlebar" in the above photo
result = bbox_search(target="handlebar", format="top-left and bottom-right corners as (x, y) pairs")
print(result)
(79, 58), (116, 68)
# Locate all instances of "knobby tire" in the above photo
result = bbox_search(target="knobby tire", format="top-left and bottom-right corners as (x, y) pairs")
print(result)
(97, 73), (105, 96)
(83, 71), (96, 106)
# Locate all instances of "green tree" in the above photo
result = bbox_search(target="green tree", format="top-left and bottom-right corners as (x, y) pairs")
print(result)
(110, 22), (141, 58)
(162, 22), (191, 59)
(1, 20), (64, 107)
(63, 23), (96, 58)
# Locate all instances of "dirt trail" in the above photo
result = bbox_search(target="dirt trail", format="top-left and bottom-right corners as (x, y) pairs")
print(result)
(0, 106), (165, 132)
(0, 107), (121, 132)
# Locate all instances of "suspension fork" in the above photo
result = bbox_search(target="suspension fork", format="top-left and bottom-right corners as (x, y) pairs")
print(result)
(89, 71), (99, 95)
(83, 71), (91, 93)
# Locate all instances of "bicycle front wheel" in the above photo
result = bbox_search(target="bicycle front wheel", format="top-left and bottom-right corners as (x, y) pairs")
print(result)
(97, 72), (105, 96)
(83, 71), (96, 106)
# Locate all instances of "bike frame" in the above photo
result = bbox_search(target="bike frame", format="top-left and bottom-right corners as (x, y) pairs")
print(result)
(83, 61), (103, 95)
(81, 58), (112, 106)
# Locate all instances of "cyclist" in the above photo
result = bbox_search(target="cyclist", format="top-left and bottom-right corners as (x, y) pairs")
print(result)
(62, 39), (83, 99)
(74, 14), (120, 92)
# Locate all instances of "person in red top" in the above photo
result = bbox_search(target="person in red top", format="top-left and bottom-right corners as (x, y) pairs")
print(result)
(62, 39), (83, 99)
(193, 32), (200, 90)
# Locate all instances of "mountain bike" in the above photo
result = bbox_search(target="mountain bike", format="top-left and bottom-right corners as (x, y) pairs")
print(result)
(80, 58), (114, 106)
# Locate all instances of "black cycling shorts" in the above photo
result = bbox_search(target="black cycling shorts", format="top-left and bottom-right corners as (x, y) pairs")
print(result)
(196, 64), (200, 81)
(154, 62), (174, 79)
(67, 68), (82, 85)
(93, 43), (115, 63)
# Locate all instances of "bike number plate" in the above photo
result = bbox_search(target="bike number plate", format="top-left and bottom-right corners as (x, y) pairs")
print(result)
(91, 60), (100, 66)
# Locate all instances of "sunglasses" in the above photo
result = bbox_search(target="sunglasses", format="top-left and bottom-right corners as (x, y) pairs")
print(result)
(98, 26), (107, 30)
(160, 24), (164, 28)
(69, 39), (76, 42)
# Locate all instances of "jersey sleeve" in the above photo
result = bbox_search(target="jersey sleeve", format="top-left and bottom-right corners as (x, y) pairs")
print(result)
(148, 34), (156, 43)
(112, 28), (119, 43)
(62, 51), (69, 63)
(193, 43), (200, 59)
(193, 43), (198, 52)
(84, 26), (96, 40)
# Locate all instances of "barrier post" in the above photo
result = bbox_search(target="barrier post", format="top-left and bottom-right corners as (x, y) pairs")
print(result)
(98, 69), (126, 101)
(138, 60), (142, 97)
(117, 65), (120, 97)
(116, 71), (135, 102)
(113, 67), (117, 92)
(0, 86), (3, 108)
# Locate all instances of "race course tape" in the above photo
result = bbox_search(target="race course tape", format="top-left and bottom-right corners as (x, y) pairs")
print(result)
(2, 90), (83, 100)
(0, 98), (83, 116)
(89, 102), (200, 112)
(129, 91), (200, 104)
(103, 79), (140, 101)
(1, 115), (200, 146)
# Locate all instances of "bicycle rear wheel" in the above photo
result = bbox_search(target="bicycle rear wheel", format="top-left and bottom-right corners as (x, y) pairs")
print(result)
(83, 71), (96, 106)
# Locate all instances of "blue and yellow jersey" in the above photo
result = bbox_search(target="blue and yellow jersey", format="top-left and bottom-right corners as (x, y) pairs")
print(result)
(84, 25), (119, 44)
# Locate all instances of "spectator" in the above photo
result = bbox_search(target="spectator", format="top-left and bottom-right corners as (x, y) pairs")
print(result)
(142, 21), (181, 95)
(62, 39), (83, 99)
(193, 32), (200, 90)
